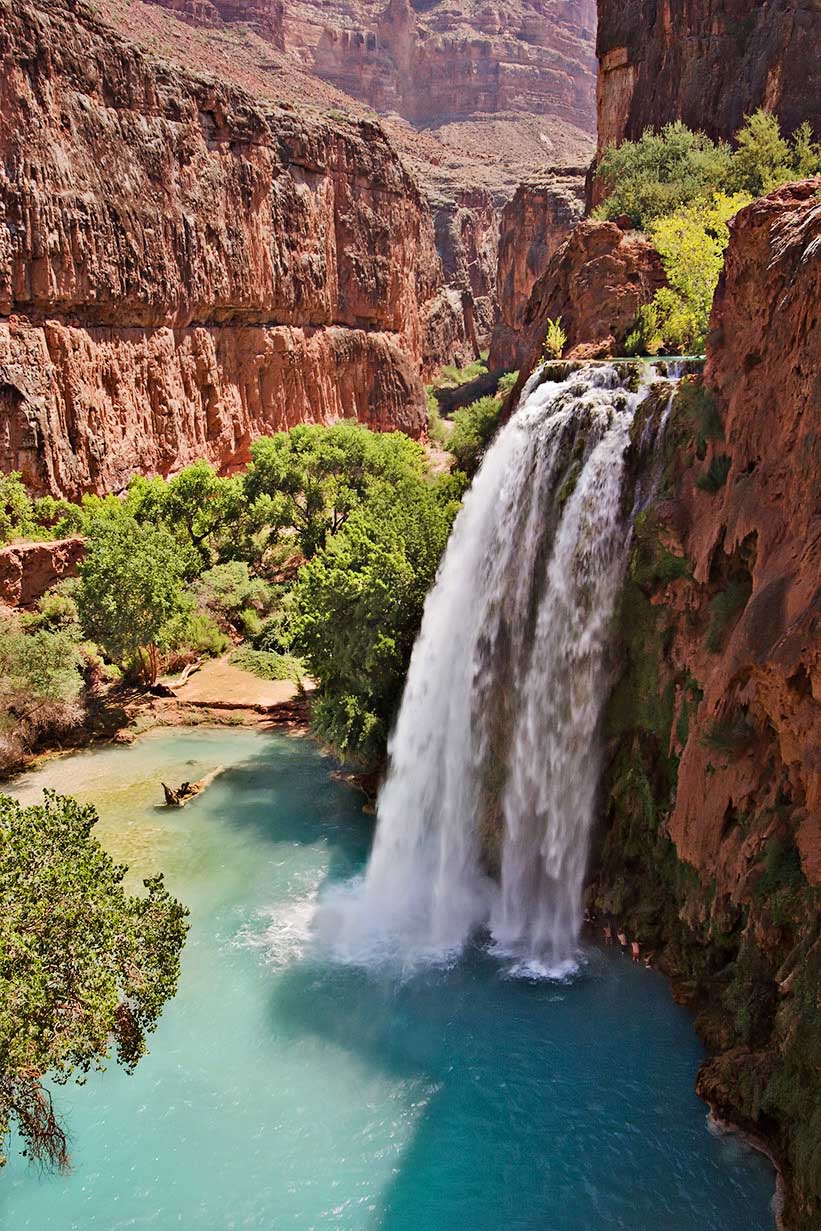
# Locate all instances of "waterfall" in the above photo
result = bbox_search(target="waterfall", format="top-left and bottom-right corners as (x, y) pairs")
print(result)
(317, 362), (679, 974)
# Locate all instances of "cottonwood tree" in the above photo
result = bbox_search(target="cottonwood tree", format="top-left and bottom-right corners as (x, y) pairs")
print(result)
(0, 791), (188, 1169)
(77, 518), (191, 685)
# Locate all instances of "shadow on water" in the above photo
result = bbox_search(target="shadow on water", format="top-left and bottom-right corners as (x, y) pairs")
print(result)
(269, 940), (775, 1231)
(186, 735), (374, 883)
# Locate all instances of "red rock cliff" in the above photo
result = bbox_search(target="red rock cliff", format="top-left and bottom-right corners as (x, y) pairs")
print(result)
(592, 181), (821, 1228)
(0, 0), (450, 497)
(511, 218), (667, 375)
(596, 0), (821, 157)
(488, 171), (586, 371)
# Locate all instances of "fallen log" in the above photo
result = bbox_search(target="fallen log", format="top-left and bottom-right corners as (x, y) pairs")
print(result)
(161, 766), (225, 807)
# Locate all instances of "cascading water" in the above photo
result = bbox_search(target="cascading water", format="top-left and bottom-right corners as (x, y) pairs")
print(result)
(318, 362), (681, 974)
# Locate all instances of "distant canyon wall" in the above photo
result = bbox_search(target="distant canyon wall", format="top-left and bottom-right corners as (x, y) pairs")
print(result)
(488, 171), (586, 372)
(0, 0), (467, 498)
(596, 0), (821, 156)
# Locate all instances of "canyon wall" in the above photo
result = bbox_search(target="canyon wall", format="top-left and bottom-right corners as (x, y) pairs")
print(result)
(488, 171), (586, 371)
(591, 181), (821, 1228)
(0, 0), (458, 498)
(596, 0), (821, 156)
(285, 0), (598, 134)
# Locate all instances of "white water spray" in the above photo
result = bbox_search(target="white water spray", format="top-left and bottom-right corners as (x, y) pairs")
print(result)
(317, 363), (679, 973)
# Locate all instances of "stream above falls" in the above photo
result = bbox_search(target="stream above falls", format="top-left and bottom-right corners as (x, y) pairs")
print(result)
(1, 729), (775, 1230)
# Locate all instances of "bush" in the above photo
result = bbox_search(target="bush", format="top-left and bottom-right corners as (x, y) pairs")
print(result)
(448, 395), (504, 476)
(496, 370), (519, 398)
(229, 647), (304, 681)
(0, 472), (37, 544)
(696, 453), (732, 493)
(542, 317), (567, 360)
(192, 561), (274, 630)
(595, 122), (733, 228)
(705, 575), (752, 651)
(159, 609), (229, 658)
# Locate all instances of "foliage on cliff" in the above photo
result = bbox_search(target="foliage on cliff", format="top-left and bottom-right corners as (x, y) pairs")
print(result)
(598, 112), (821, 353)
(0, 791), (188, 1170)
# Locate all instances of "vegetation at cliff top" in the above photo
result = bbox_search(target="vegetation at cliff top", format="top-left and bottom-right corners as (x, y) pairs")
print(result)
(0, 790), (188, 1169)
(600, 111), (821, 354)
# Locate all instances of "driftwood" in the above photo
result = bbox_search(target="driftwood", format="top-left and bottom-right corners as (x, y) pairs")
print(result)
(161, 766), (224, 807)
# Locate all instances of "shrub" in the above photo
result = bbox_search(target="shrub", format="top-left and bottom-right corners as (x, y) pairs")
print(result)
(0, 472), (37, 544)
(696, 453), (732, 493)
(542, 317), (567, 360)
(728, 109), (821, 195)
(496, 370), (519, 398)
(623, 303), (664, 357)
(192, 561), (274, 630)
(705, 575), (752, 652)
(159, 609), (229, 658)
(448, 395), (504, 476)
(229, 647), (304, 681)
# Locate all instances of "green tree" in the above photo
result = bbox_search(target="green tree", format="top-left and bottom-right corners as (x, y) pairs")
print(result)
(289, 477), (457, 764)
(648, 191), (751, 352)
(595, 122), (733, 228)
(243, 422), (427, 559)
(729, 109), (793, 195)
(125, 461), (244, 564)
(77, 519), (191, 685)
(0, 791), (188, 1169)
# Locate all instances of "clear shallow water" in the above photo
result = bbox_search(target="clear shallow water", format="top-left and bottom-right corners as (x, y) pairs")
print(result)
(2, 729), (775, 1231)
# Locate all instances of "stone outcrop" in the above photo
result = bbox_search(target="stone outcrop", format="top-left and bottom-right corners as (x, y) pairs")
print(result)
(0, 0), (463, 498)
(590, 182), (821, 1229)
(489, 171), (586, 371)
(512, 219), (666, 379)
(596, 0), (821, 158)
(0, 536), (85, 607)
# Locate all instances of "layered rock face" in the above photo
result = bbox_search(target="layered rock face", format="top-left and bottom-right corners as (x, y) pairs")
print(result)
(511, 219), (666, 376)
(592, 182), (821, 1228)
(489, 171), (586, 371)
(596, 0), (821, 156)
(149, 0), (285, 45)
(287, 0), (598, 134)
(0, 0), (455, 497)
